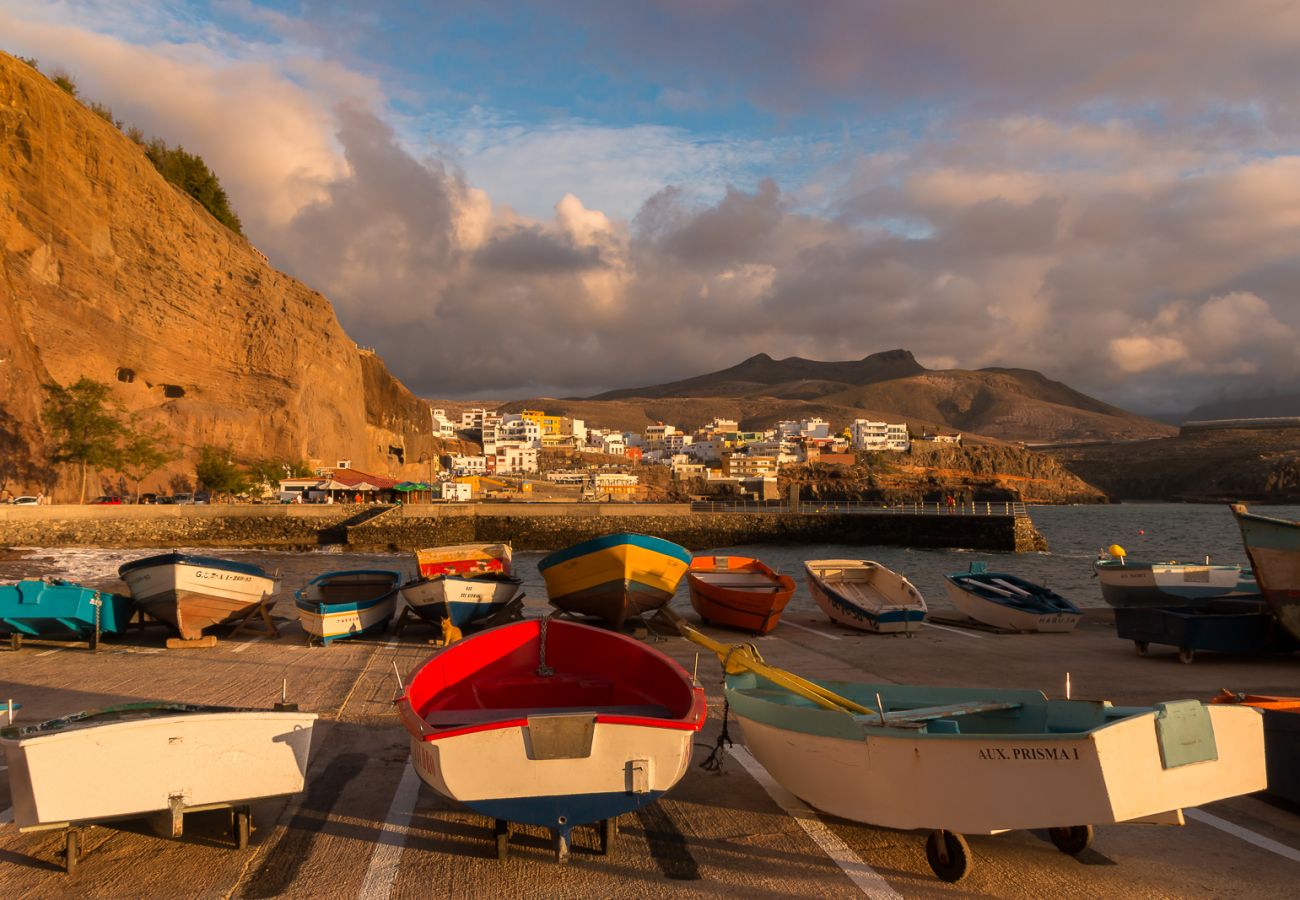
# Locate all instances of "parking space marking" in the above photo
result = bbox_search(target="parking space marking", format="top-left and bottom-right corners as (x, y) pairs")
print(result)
(729, 745), (902, 898)
(922, 622), (985, 639)
(231, 637), (264, 654)
(780, 620), (843, 641)
(34, 649), (60, 657)
(1187, 809), (1300, 864)
(357, 758), (421, 900)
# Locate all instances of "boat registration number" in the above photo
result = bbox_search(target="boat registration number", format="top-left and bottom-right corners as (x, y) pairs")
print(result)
(978, 746), (1080, 761)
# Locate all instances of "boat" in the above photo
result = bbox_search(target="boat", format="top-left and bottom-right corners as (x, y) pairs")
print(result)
(804, 559), (926, 633)
(396, 617), (706, 862)
(398, 571), (524, 629)
(0, 578), (135, 647)
(118, 553), (279, 641)
(1116, 598), (1298, 664)
(415, 542), (512, 578)
(686, 555), (795, 634)
(538, 533), (692, 629)
(294, 569), (402, 645)
(1230, 503), (1300, 643)
(1, 702), (316, 872)
(662, 609), (1265, 883)
(1093, 546), (1258, 608)
(943, 563), (1081, 633)
(1211, 691), (1300, 805)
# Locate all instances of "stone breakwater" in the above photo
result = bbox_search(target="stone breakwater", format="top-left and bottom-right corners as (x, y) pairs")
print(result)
(0, 504), (1047, 552)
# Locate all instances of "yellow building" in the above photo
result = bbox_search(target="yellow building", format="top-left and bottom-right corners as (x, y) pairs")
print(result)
(521, 409), (565, 436)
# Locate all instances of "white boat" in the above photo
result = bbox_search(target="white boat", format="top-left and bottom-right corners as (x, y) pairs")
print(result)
(118, 553), (278, 641)
(1094, 552), (1258, 608)
(943, 563), (1081, 632)
(294, 569), (401, 645)
(804, 559), (926, 633)
(398, 572), (523, 629)
(1, 703), (316, 871)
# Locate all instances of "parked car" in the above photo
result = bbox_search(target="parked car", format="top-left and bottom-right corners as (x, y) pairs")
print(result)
(194, 491), (211, 504)
(138, 492), (158, 505)
(11, 496), (40, 505)
(89, 496), (123, 505)
(156, 495), (176, 505)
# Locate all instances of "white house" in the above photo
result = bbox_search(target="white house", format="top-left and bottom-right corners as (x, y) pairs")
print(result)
(852, 420), (910, 451)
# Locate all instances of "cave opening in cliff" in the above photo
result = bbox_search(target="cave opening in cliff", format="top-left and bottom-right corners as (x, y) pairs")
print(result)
(116, 367), (135, 383)
(162, 384), (186, 398)
(389, 446), (405, 464)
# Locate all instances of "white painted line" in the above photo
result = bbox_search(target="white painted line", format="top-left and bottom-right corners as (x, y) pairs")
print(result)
(231, 637), (264, 654)
(730, 745), (902, 898)
(780, 620), (843, 641)
(922, 621), (985, 639)
(1187, 809), (1300, 864)
(383, 636), (401, 651)
(34, 649), (60, 657)
(357, 759), (422, 900)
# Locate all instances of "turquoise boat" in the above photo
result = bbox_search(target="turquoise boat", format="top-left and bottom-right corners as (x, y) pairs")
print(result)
(1231, 503), (1300, 643)
(0, 578), (135, 647)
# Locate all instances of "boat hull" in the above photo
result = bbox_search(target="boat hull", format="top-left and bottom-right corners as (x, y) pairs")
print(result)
(728, 676), (1265, 835)
(943, 580), (1081, 633)
(1, 709), (316, 829)
(1231, 504), (1300, 643)
(804, 560), (926, 634)
(295, 570), (401, 644)
(399, 574), (522, 628)
(687, 556), (795, 635)
(0, 579), (134, 638)
(415, 543), (512, 578)
(119, 554), (277, 641)
(1094, 559), (1258, 609)
(539, 533), (691, 628)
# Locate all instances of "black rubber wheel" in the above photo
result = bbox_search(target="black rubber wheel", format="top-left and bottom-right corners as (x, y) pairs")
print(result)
(554, 830), (570, 864)
(494, 819), (510, 861)
(235, 807), (251, 850)
(925, 830), (971, 883)
(1178, 647), (1196, 665)
(1048, 824), (1093, 855)
(64, 829), (79, 875)
(599, 817), (617, 856)
(1133, 641), (1149, 656)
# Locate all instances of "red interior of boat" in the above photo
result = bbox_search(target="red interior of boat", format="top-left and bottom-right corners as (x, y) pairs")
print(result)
(402, 619), (704, 735)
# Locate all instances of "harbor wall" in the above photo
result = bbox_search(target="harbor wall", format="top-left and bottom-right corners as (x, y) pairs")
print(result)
(0, 504), (1047, 552)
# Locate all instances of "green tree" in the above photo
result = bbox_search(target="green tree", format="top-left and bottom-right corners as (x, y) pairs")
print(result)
(42, 378), (127, 503)
(196, 445), (248, 497)
(144, 139), (243, 234)
(50, 70), (78, 96)
(121, 426), (176, 501)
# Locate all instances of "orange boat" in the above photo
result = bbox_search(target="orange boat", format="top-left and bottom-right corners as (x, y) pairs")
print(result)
(686, 556), (796, 635)
(1212, 690), (1300, 805)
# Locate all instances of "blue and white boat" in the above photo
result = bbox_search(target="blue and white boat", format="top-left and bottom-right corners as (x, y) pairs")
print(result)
(398, 572), (523, 630)
(294, 569), (401, 645)
(804, 559), (926, 633)
(944, 563), (1082, 632)
(118, 553), (278, 641)
(0, 578), (134, 646)
(1094, 550), (1258, 609)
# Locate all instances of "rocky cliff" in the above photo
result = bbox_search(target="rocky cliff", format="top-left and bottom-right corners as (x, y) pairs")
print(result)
(0, 52), (437, 496)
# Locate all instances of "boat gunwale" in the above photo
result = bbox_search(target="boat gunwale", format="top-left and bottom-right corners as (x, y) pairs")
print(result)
(118, 553), (270, 580)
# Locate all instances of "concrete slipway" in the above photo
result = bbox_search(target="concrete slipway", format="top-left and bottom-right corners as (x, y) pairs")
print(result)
(1, 606), (1298, 898)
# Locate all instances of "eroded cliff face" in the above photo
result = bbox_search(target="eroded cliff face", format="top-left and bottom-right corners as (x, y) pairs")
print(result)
(0, 52), (434, 495)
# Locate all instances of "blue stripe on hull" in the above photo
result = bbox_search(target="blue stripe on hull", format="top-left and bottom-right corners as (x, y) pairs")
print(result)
(538, 532), (692, 571)
(876, 608), (927, 625)
(464, 789), (666, 830)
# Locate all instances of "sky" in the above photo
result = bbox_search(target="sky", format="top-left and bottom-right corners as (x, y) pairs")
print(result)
(4, 1), (1300, 414)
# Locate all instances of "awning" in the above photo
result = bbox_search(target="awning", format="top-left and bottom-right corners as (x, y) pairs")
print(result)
(393, 482), (433, 492)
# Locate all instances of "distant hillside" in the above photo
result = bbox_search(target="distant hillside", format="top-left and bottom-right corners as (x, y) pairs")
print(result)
(1184, 393), (1300, 422)
(560, 351), (1173, 443)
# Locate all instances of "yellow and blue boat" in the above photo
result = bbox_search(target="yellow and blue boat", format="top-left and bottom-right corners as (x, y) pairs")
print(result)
(539, 533), (692, 628)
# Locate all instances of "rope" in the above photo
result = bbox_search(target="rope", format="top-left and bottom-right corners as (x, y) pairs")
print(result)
(698, 642), (753, 774)
(536, 612), (555, 678)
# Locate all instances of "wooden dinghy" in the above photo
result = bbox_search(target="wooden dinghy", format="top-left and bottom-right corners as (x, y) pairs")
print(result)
(1211, 690), (1300, 805)
(1, 702), (316, 872)
(0, 578), (135, 649)
(539, 533), (692, 629)
(1231, 503), (1300, 643)
(1093, 547), (1258, 609)
(943, 563), (1081, 633)
(663, 610), (1265, 883)
(399, 571), (524, 629)
(294, 569), (401, 645)
(415, 543), (512, 578)
(804, 559), (926, 633)
(396, 617), (705, 862)
(118, 553), (278, 641)
(687, 555), (795, 634)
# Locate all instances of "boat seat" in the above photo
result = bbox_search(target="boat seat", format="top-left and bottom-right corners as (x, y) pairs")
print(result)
(423, 703), (674, 728)
(861, 700), (1023, 729)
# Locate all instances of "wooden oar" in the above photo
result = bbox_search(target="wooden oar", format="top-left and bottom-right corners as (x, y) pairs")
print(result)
(654, 608), (876, 716)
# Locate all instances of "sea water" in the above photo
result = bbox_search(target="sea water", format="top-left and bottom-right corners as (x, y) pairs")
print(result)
(3, 503), (1297, 615)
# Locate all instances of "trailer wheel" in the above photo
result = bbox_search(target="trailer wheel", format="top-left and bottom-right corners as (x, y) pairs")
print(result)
(494, 819), (510, 861)
(1048, 824), (1093, 855)
(64, 829), (80, 875)
(1133, 641), (1148, 656)
(234, 807), (252, 850)
(1178, 648), (1196, 665)
(599, 817), (618, 856)
(925, 830), (971, 883)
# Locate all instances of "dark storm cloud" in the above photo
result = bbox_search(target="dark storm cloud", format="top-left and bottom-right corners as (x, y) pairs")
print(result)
(474, 226), (605, 273)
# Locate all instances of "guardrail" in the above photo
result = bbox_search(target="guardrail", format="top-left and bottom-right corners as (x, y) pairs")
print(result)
(689, 500), (1029, 516)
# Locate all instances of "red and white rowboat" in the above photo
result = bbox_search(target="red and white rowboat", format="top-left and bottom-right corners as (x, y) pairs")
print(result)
(396, 618), (706, 861)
